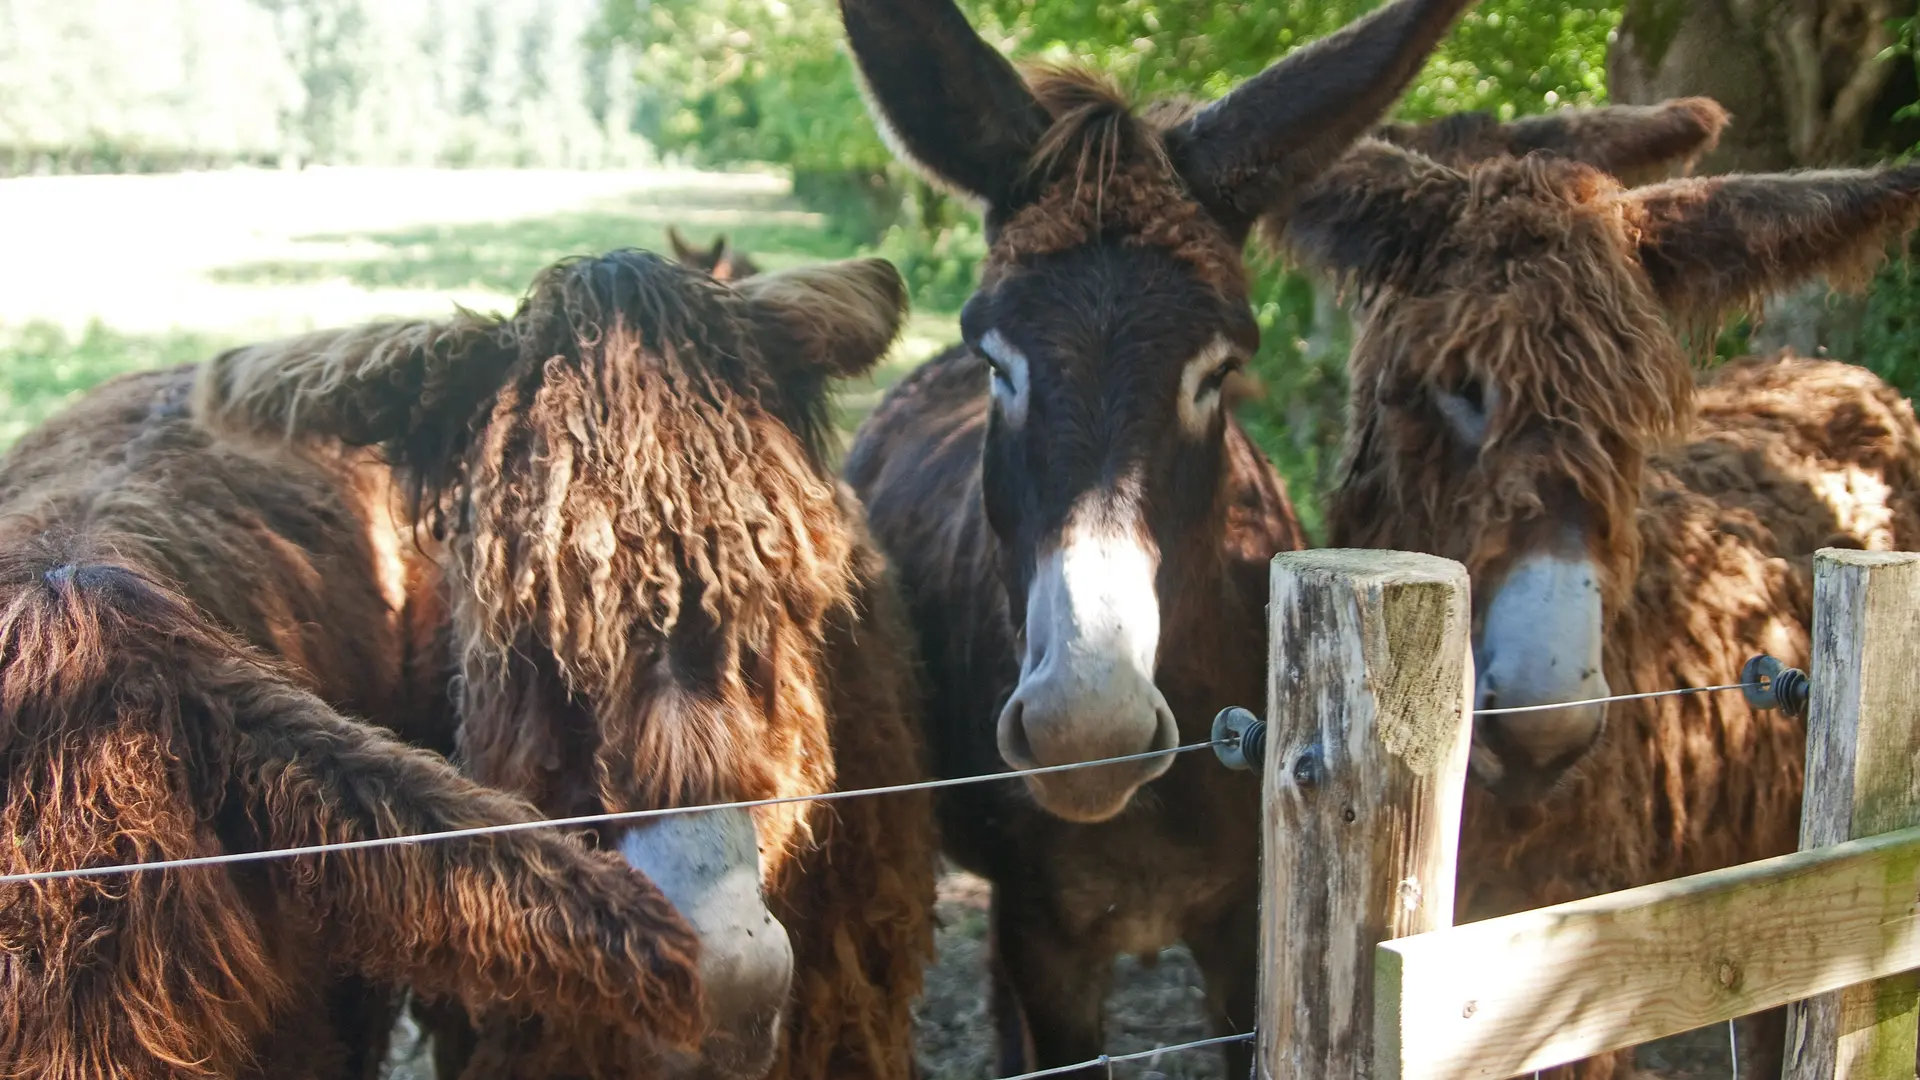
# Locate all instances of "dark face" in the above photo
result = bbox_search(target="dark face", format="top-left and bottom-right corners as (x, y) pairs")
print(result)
(960, 244), (1257, 821)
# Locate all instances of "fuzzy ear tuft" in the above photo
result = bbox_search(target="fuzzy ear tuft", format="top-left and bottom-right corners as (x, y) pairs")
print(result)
(1625, 161), (1920, 322)
(739, 258), (909, 381)
(192, 315), (515, 471)
(1375, 97), (1730, 183)
(1267, 138), (1470, 292)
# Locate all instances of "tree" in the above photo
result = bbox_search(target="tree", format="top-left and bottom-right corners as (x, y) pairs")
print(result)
(1609, 0), (1920, 358)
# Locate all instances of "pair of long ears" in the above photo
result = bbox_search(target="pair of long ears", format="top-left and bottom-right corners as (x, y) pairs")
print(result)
(1282, 125), (1920, 327)
(196, 256), (908, 463)
(840, 0), (1476, 240)
(667, 225), (737, 269)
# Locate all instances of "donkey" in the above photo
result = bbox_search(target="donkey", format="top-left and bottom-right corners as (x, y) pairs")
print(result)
(669, 226), (760, 282)
(0, 367), (704, 1079)
(837, 0), (1478, 1072)
(1280, 122), (1920, 1078)
(197, 249), (937, 1080)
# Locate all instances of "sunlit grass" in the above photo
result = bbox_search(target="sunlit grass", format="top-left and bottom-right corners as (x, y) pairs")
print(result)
(0, 322), (228, 448)
(0, 167), (958, 451)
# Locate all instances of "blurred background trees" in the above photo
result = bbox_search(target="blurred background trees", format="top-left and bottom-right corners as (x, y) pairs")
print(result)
(5, 0), (1919, 532)
(0, 0), (646, 172)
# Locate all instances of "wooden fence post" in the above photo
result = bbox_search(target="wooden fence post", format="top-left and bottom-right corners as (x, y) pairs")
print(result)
(1261, 550), (1474, 1079)
(1783, 548), (1920, 1080)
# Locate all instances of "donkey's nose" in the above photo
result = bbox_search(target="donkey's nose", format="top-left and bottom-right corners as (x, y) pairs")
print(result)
(618, 809), (793, 1080)
(1470, 664), (1609, 800)
(997, 664), (1179, 823)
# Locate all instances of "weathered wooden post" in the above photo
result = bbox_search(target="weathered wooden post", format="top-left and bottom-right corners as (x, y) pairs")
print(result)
(1783, 548), (1920, 1080)
(1261, 550), (1474, 1079)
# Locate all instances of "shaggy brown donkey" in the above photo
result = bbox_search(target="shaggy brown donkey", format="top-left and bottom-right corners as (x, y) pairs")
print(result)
(836, 0), (1491, 1073)
(197, 249), (937, 1080)
(1283, 129), (1920, 1078)
(0, 371), (704, 1079)
(669, 226), (760, 282)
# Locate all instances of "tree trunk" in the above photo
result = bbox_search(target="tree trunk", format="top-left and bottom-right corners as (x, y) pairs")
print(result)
(1609, 0), (1915, 357)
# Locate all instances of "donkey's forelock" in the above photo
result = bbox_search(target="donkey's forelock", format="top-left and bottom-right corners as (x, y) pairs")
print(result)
(452, 251), (857, 703)
(985, 68), (1244, 294)
(1329, 153), (1694, 609)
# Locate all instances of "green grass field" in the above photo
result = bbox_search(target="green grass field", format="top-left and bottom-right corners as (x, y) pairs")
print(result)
(0, 165), (957, 451)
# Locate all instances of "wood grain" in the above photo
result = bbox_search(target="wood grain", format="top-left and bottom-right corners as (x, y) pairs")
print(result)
(1785, 548), (1920, 1080)
(1376, 823), (1920, 1079)
(1262, 549), (1474, 1079)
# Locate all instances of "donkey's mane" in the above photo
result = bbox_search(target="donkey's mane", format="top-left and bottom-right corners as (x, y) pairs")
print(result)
(987, 67), (1244, 293)
(1332, 153), (1694, 607)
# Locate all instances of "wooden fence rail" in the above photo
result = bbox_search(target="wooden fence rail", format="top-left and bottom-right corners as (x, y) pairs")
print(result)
(1259, 547), (1920, 1080)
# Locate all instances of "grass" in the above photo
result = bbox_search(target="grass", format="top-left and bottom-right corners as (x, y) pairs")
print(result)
(0, 323), (228, 447)
(0, 166), (958, 450)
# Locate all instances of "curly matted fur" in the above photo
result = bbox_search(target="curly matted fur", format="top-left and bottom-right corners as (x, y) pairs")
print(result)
(1282, 135), (1920, 1079)
(197, 249), (938, 1080)
(0, 368), (706, 1080)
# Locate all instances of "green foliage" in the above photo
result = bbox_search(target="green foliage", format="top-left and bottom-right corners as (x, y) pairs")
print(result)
(0, 323), (223, 448)
(602, 0), (1624, 526)
(1858, 261), (1920, 394)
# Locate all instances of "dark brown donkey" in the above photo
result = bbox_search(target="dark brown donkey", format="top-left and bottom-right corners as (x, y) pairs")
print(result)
(1282, 119), (1920, 1077)
(838, 0), (1474, 1073)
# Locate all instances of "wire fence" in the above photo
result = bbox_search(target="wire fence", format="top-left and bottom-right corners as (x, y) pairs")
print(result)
(1, 673), (1781, 1079)
(0, 678), (1768, 887)
(998, 1032), (1257, 1079)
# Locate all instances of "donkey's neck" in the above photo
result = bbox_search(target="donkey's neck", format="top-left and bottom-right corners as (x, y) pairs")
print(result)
(1154, 420), (1304, 735)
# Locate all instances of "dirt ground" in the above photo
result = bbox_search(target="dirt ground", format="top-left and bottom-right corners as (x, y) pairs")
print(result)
(381, 865), (1757, 1080)
(907, 868), (1757, 1080)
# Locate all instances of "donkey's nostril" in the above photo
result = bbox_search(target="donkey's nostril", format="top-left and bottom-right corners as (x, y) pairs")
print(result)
(1150, 706), (1179, 755)
(998, 698), (1038, 769)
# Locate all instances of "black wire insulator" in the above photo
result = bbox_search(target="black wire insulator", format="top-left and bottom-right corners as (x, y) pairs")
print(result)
(1211, 707), (1266, 771)
(1742, 654), (1812, 721)
(1771, 666), (1811, 721)
(1239, 720), (1267, 770)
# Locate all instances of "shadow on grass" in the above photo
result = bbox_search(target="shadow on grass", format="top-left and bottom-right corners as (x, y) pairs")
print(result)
(0, 322), (226, 448)
(209, 186), (859, 296)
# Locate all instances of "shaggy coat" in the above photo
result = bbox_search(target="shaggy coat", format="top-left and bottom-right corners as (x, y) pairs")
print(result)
(197, 249), (938, 1080)
(0, 368), (704, 1079)
(1283, 129), (1920, 1078)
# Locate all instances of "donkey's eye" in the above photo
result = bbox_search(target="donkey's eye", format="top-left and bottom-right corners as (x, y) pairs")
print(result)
(1433, 379), (1492, 447)
(1198, 357), (1244, 398)
(978, 330), (1030, 423)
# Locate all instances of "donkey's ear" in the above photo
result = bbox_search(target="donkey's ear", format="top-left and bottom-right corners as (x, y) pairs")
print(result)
(667, 226), (697, 263)
(1624, 162), (1920, 320)
(709, 235), (730, 264)
(193, 315), (515, 468)
(839, 0), (1050, 208)
(1165, 0), (1473, 239)
(1273, 139), (1469, 292)
(740, 258), (909, 380)
(1377, 98), (1729, 180)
